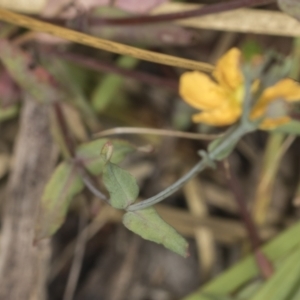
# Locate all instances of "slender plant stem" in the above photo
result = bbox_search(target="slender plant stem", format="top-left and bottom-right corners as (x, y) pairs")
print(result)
(63, 206), (88, 300)
(223, 161), (261, 249)
(89, 0), (275, 26)
(127, 123), (253, 211)
(46, 50), (179, 92)
(223, 161), (274, 279)
(94, 127), (221, 140)
(128, 159), (207, 211)
(53, 102), (76, 157)
(79, 169), (109, 202)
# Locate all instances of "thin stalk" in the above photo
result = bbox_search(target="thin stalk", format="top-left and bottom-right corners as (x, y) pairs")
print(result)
(53, 102), (75, 157)
(224, 161), (274, 279)
(128, 159), (207, 211)
(94, 127), (221, 140)
(46, 50), (178, 92)
(89, 0), (275, 26)
(127, 123), (253, 211)
(63, 206), (88, 300)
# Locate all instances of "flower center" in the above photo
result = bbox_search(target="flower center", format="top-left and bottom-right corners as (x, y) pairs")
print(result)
(228, 84), (244, 109)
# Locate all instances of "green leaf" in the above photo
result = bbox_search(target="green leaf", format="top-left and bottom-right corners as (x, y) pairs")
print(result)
(236, 281), (262, 300)
(123, 207), (189, 257)
(273, 120), (300, 135)
(183, 221), (300, 300)
(250, 247), (300, 300)
(103, 161), (139, 209)
(36, 162), (84, 239)
(91, 55), (138, 112)
(76, 138), (135, 175)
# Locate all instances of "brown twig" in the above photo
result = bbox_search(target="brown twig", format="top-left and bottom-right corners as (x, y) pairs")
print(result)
(45, 50), (179, 92)
(63, 205), (88, 300)
(53, 102), (76, 157)
(88, 0), (275, 26)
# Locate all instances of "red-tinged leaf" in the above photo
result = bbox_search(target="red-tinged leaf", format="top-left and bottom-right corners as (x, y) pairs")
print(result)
(0, 71), (20, 108)
(0, 39), (61, 103)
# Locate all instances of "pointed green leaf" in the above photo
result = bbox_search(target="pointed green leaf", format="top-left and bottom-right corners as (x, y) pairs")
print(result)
(123, 207), (189, 257)
(76, 138), (135, 175)
(91, 55), (138, 113)
(103, 161), (139, 209)
(36, 162), (84, 240)
(250, 247), (300, 300)
(183, 221), (300, 300)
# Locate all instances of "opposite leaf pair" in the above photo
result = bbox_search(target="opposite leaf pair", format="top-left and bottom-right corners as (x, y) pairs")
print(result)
(36, 138), (189, 257)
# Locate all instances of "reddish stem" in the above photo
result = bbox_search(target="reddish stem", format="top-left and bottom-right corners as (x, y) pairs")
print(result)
(223, 161), (274, 279)
(89, 0), (275, 26)
(53, 102), (76, 157)
(45, 50), (179, 92)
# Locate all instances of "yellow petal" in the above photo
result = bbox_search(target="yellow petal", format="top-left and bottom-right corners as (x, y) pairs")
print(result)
(213, 48), (244, 91)
(251, 79), (300, 119)
(192, 102), (241, 126)
(256, 78), (300, 108)
(179, 71), (228, 111)
(259, 116), (291, 130)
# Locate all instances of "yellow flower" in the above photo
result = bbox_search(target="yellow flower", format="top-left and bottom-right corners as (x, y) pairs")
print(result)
(179, 48), (300, 129)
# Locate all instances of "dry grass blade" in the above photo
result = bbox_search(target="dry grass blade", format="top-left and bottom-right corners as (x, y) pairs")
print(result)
(50, 205), (112, 281)
(252, 134), (295, 226)
(0, 8), (213, 72)
(153, 3), (300, 37)
(94, 127), (222, 140)
(184, 177), (216, 279)
(63, 209), (88, 300)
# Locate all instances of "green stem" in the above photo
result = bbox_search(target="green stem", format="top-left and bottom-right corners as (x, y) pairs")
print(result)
(127, 122), (255, 211)
(127, 159), (207, 211)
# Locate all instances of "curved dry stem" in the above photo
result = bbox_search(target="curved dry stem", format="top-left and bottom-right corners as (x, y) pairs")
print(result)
(94, 127), (222, 141)
(0, 8), (213, 72)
